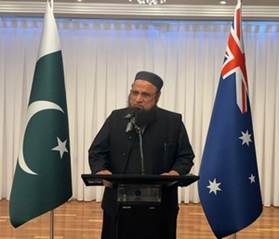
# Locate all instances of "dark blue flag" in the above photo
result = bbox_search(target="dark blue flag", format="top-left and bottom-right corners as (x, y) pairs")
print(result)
(198, 0), (262, 238)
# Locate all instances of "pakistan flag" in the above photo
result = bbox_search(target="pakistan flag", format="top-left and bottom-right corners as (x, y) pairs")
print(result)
(10, 2), (72, 227)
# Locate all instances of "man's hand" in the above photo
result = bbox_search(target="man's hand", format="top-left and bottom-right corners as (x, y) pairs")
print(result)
(160, 170), (179, 176)
(96, 170), (112, 187)
(96, 169), (112, 175)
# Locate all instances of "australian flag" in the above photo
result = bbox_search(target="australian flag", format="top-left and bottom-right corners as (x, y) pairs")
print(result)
(198, 0), (262, 238)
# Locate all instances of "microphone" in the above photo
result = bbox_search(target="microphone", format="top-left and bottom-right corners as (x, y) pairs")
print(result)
(124, 108), (139, 133)
(125, 117), (135, 133)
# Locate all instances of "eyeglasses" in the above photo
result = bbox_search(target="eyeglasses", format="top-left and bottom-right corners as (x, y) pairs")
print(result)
(130, 90), (157, 100)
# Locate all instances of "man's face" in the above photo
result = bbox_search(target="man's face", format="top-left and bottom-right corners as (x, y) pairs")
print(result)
(129, 80), (160, 111)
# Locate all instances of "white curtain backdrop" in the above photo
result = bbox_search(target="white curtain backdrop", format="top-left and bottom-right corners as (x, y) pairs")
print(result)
(0, 17), (278, 207)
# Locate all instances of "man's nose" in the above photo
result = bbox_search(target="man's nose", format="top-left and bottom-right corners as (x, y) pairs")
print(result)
(135, 94), (144, 102)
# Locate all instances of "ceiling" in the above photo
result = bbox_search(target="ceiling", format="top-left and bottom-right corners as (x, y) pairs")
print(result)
(0, 0), (279, 20)
(1, 0), (279, 6)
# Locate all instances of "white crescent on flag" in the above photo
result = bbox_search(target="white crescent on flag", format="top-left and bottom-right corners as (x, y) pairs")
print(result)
(18, 101), (64, 175)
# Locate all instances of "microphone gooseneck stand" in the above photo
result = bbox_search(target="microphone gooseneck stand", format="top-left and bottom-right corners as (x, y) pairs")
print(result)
(125, 112), (145, 175)
(133, 123), (145, 176)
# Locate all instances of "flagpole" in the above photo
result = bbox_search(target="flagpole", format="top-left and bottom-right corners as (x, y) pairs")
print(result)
(49, 4), (55, 238)
(47, 0), (55, 232)
(50, 210), (54, 239)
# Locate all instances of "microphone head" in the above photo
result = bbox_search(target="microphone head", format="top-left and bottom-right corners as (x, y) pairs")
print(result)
(124, 108), (139, 133)
(125, 121), (134, 133)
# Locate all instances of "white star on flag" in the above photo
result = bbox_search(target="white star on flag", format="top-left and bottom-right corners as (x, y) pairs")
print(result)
(249, 174), (256, 183)
(239, 130), (252, 146)
(207, 178), (222, 195)
(52, 137), (68, 159)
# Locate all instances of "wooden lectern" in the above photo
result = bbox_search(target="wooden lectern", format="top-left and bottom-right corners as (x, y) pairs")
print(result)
(82, 174), (199, 239)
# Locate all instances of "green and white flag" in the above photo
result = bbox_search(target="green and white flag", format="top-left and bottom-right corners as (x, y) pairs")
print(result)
(10, 1), (72, 228)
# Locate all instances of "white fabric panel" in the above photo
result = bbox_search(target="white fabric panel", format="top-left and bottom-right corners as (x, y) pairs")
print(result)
(1, 18), (279, 206)
(274, 56), (279, 204)
(38, 3), (61, 59)
(0, 26), (4, 197)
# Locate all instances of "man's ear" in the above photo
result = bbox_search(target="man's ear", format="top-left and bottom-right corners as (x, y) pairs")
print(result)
(155, 91), (161, 104)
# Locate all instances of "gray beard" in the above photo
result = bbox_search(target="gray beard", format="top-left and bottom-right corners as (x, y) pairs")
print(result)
(128, 106), (156, 128)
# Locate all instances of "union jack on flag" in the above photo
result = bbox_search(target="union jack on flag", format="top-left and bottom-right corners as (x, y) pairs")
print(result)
(221, 0), (248, 113)
(198, 0), (262, 238)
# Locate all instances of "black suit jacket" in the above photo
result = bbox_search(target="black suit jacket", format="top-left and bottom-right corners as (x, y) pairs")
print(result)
(89, 107), (194, 213)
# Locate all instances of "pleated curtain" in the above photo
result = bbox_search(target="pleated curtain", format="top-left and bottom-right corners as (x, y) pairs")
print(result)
(0, 18), (278, 206)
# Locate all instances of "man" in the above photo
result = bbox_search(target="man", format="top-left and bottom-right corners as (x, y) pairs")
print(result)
(89, 71), (194, 239)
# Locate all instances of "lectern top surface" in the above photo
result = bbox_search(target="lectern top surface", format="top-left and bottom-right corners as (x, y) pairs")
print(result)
(81, 174), (199, 187)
